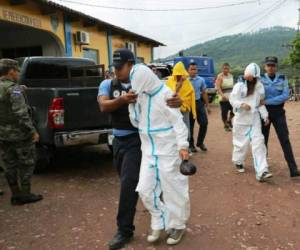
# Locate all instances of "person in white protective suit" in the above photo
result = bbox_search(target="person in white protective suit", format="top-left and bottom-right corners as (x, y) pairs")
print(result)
(128, 64), (190, 246)
(229, 63), (273, 182)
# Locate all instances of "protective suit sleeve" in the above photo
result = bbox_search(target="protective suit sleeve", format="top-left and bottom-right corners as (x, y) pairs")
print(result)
(128, 103), (140, 128)
(258, 105), (268, 122)
(162, 105), (189, 151)
(229, 83), (243, 111)
(190, 85), (197, 120)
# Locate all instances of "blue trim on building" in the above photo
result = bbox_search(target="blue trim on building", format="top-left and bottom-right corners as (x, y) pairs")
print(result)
(63, 15), (72, 57)
(107, 30), (113, 72)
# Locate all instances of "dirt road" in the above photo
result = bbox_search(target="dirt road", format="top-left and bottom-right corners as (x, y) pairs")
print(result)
(0, 103), (300, 250)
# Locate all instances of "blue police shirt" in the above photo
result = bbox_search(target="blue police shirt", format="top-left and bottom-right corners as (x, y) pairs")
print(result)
(189, 76), (206, 101)
(98, 79), (137, 137)
(261, 73), (289, 106)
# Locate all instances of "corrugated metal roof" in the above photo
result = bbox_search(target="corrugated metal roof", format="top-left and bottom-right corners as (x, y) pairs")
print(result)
(36, 0), (164, 46)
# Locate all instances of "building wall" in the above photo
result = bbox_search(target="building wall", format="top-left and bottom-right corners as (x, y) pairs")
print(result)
(0, 28), (63, 57)
(0, 0), (65, 49)
(136, 42), (152, 64)
(112, 35), (153, 64)
(70, 21), (109, 67)
(0, 0), (155, 67)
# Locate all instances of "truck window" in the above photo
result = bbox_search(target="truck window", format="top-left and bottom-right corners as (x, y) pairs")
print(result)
(25, 62), (68, 79)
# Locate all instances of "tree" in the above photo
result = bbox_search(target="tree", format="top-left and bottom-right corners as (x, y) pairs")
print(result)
(289, 34), (300, 68)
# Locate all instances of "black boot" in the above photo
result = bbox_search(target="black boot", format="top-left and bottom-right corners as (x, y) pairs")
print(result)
(10, 185), (23, 206)
(109, 232), (133, 250)
(19, 184), (43, 204)
(291, 170), (300, 178)
(5, 174), (23, 205)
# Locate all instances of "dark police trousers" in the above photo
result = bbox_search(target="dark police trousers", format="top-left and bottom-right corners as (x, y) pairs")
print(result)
(189, 100), (208, 147)
(112, 133), (141, 236)
(262, 105), (298, 175)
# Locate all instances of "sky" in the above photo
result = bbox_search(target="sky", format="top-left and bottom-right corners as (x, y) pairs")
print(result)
(53, 0), (299, 59)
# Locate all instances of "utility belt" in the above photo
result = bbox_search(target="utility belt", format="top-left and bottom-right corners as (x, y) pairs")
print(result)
(114, 132), (139, 141)
(266, 103), (284, 110)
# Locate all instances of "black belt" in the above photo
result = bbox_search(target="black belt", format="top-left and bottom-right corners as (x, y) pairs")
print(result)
(114, 132), (139, 140)
(266, 103), (284, 109)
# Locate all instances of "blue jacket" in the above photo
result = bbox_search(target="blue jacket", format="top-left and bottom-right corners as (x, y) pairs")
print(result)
(261, 73), (289, 106)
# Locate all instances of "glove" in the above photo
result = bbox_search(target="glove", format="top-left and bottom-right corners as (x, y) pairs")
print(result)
(180, 160), (197, 176)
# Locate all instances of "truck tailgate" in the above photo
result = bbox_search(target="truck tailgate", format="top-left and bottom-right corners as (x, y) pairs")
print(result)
(60, 87), (110, 130)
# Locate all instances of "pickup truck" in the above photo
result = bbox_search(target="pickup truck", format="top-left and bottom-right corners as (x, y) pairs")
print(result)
(17, 57), (112, 171)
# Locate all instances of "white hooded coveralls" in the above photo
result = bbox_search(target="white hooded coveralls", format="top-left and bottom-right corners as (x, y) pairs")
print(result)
(230, 79), (269, 179)
(128, 64), (190, 231)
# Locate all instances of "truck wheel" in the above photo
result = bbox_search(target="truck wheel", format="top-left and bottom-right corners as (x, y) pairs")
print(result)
(34, 145), (54, 173)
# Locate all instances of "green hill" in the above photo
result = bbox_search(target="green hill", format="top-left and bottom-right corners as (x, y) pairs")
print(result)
(165, 26), (297, 71)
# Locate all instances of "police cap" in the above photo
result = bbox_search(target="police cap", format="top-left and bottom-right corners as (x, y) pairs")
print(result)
(264, 56), (278, 65)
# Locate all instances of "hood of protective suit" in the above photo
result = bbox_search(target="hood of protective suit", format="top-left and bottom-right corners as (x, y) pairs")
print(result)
(130, 64), (163, 95)
(244, 63), (261, 79)
(172, 62), (189, 77)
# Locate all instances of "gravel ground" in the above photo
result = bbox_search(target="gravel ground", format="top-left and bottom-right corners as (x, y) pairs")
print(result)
(0, 103), (300, 250)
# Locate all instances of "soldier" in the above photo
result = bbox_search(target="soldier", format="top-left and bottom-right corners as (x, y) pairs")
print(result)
(0, 59), (43, 205)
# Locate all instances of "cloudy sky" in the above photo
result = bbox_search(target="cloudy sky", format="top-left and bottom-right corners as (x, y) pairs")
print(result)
(54, 0), (299, 58)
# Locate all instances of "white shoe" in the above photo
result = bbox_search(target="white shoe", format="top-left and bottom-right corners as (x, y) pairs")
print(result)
(147, 229), (162, 243)
(166, 229), (185, 245)
(235, 164), (245, 173)
(258, 172), (273, 182)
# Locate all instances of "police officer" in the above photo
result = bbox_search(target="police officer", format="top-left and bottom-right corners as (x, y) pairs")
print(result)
(188, 62), (210, 152)
(261, 56), (300, 178)
(0, 59), (43, 205)
(97, 49), (182, 250)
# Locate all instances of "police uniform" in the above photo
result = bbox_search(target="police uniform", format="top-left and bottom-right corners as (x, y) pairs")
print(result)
(0, 73), (42, 204)
(98, 49), (142, 250)
(261, 56), (299, 177)
(189, 75), (208, 150)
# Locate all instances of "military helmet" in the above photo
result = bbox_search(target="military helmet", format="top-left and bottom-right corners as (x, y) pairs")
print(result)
(0, 59), (20, 76)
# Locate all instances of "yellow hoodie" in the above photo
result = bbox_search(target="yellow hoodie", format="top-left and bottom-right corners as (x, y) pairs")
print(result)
(166, 62), (197, 119)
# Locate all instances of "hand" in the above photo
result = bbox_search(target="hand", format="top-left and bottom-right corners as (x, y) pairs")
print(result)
(20, 85), (28, 91)
(260, 99), (266, 106)
(120, 91), (138, 104)
(166, 94), (182, 108)
(33, 132), (40, 143)
(179, 149), (189, 161)
(221, 95), (228, 102)
(241, 103), (251, 111)
(264, 118), (270, 127)
(206, 105), (211, 114)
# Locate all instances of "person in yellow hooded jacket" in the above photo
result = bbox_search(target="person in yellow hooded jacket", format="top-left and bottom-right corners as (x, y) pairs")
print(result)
(166, 62), (196, 151)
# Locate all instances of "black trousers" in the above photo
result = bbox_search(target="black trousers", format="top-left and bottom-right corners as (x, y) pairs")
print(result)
(112, 133), (142, 236)
(262, 105), (298, 175)
(189, 100), (208, 147)
(219, 101), (234, 126)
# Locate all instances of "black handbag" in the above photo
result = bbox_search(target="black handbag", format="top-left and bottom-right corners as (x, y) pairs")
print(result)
(180, 160), (197, 176)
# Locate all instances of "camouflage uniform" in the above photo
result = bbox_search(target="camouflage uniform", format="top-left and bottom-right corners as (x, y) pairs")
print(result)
(0, 59), (42, 204)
